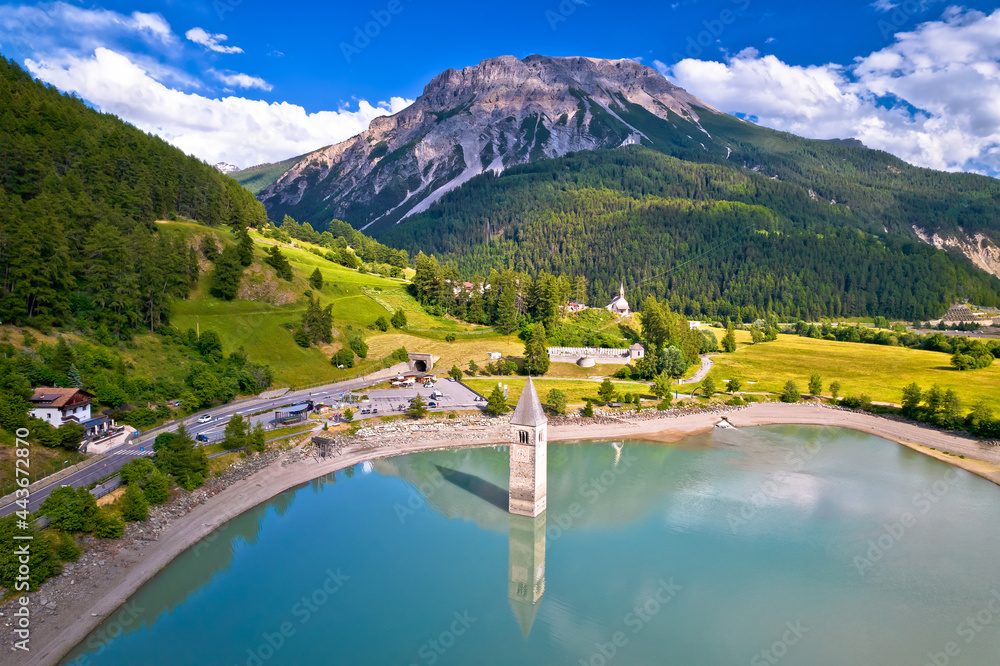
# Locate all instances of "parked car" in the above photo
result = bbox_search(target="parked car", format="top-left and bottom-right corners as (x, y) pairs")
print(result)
(197, 414), (212, 424)
(196, 434), (210, 443)
(428, 401), (438, 408)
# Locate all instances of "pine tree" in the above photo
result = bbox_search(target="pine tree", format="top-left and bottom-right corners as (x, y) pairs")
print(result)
(67, 364), (82, 388)
(209, 246), (244, 301)
(236, 226), (255, 266)
(309, 268), (324, 290)
(120, 483), (149, 522)
(496, 284), (520, 335)
(223, 413), (248, 450)
(523, 323), (550, 375)
(143, 470), (170, 505)
(247, 423), (267, 453)
(485, 385), (508, 416)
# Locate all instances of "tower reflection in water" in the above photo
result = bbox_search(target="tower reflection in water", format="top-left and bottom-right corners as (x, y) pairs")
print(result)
(508, 511), (545, 636)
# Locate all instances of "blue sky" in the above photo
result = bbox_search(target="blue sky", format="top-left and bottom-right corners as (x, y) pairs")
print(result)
(2, 1), (999, 173)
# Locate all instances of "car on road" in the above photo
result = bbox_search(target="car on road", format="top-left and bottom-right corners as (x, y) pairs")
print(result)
(197, 414), (212, 424)
(428, 401), (438, 408)
(196, 434), (210, 442)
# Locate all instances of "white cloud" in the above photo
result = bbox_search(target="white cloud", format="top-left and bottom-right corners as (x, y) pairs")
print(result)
(0, 2), (174, 55)
(25, 48), (413, 168)
(666, 8), (1000, 175)
(210, 69), (272, 91)
(871, 0), (898, 12)
(185, 27), (243, 55)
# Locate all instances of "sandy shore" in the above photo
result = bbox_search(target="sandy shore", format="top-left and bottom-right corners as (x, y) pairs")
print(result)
(13, 403), (1000, 665)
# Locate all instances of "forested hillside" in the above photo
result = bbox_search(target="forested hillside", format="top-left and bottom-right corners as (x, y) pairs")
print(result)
(0, 56), (267, 337)
(380, 147), (1000, 320)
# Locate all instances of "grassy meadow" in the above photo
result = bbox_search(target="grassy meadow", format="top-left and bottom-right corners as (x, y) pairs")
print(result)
(711, 333), (1000, 412)
(157, 222), (499, 387)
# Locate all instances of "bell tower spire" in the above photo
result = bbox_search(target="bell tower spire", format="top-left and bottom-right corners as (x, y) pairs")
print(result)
(508, 377), (548, 517)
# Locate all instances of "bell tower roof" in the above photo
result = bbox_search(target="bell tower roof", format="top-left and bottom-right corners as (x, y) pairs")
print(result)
(510, 377), (547, 428)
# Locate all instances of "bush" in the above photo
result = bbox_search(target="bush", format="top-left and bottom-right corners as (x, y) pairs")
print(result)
(614, 366), (633, 380)
(445, 334), (457, 342)
(374, 316), (390, 332)
(743, 394), (759, 404)
(582, 399), (594, 417)
(657, 399), (672, 411)
(781, 381), (801, 403)
(726, 397), (746, 406)
(391, 309), (408, 329)
(94, 515), (125, 539)
(56, 532), (81, 562)
(842, 394), (873, 410)
(331, 348), (355, 368)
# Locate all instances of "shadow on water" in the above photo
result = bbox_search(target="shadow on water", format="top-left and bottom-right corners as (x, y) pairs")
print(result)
(434, 464), (510, 512)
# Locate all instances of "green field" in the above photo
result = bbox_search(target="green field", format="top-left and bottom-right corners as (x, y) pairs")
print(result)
(712, 333), (1000, 412)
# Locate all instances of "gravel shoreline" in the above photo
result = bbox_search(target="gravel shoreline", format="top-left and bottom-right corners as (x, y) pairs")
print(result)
(5, 402), (1000, 665)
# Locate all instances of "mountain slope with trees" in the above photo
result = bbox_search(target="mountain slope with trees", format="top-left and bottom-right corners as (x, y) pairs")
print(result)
(383, 147), (1000, 320)
(0, 55), (267, 338)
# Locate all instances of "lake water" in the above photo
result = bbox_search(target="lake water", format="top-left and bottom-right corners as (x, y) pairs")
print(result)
(64, 426), (1000, 665)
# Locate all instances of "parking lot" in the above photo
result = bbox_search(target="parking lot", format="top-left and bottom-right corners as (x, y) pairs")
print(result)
(349, 379), (486, 418)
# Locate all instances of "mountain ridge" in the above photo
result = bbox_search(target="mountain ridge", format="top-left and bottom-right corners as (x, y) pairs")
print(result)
(258, 54), (723, 231)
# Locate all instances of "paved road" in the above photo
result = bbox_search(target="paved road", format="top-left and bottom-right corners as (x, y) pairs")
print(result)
(677, 355), (716, 385)
(0, 371), (442, 516)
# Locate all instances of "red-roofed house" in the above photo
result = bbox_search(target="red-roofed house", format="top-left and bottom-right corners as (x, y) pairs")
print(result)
(29, 388), (93, 427)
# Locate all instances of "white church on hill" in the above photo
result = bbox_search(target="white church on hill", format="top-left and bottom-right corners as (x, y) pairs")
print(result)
(606, 283), (630, 316)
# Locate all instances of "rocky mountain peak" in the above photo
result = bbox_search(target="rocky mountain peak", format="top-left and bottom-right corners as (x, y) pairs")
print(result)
(260, 55), (720, 233)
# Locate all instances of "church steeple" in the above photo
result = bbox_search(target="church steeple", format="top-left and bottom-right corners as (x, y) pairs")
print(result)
(509, 377), (547, 517)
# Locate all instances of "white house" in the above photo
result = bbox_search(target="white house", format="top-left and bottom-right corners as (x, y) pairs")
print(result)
(29, 388), (93, 427)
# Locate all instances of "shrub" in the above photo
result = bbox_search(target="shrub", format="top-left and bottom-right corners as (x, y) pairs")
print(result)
(657, 399), (672, 411)
(94, 515), (125, 539)
(56, 532), (81, 562)
(445, 334), (456, 343)
(842, 394), (873, 410)
(374, 316), (390, 332)
(581, 399), (594, 417)
(726, 397), (746, 407)
(781, 381), (801, 403)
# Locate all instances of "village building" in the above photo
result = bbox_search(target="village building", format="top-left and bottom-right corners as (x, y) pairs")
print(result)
(565, 300), (587, 314)
(606, 283), (631, 316)
(29, 387), (93, 427)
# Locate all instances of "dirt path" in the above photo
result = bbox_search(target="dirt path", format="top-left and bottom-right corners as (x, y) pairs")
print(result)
(12, 403), (1000, 665)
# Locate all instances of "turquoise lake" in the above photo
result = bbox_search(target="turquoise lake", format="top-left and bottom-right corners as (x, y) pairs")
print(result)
(64, 426), (1000, 665)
